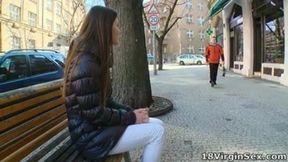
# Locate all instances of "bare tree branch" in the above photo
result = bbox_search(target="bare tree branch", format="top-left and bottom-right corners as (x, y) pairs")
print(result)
(162, 0), (178, 37)
(60, 0), (85, 42)
(163, 16), (181, 37)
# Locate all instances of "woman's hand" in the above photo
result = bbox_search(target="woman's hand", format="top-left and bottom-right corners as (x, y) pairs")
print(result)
(133, 108), (149, 124)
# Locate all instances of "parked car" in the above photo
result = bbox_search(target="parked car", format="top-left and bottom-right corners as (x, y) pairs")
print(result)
(147, 53), (154, 64)
(176, 53), (206, 65)
(0, 49), (65, 92)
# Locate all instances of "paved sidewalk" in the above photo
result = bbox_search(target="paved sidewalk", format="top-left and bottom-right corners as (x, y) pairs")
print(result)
(130, 64), (288, 162)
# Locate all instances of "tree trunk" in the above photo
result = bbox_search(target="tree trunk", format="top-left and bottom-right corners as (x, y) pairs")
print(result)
(157, 38), (164, 70)
(105, 0), (153, 108)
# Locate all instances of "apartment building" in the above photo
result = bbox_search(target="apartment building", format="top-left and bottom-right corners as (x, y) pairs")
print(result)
(145, 0), (209, 62)
(0, 0), (85, 53)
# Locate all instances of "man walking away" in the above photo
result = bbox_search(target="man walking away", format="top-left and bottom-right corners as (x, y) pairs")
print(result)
(205, 36), (224, 87)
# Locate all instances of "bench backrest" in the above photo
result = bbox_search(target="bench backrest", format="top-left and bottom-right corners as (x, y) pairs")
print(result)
(0, 79), (66, 161)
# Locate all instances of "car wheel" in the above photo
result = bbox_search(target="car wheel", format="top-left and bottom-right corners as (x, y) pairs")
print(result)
(180, 61), (185, 65)
(197, 61), (202, 65)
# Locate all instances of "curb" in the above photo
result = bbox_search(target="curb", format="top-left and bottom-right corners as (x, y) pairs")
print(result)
(149, 96), (173, 117)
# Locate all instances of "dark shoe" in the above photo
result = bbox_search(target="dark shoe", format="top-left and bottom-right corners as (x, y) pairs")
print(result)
(210, 82), (215, 87)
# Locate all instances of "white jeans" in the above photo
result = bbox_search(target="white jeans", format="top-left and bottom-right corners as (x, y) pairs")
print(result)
(109, 118), (165, 162)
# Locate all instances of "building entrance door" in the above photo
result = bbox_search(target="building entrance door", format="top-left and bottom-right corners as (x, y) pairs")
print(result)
(253, 18), (263, 73)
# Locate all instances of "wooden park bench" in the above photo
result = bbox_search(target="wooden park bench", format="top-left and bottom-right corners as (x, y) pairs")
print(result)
(0, 79), (131, 162)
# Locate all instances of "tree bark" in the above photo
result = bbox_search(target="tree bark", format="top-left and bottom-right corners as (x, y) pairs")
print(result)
(105, 0), (153, 108)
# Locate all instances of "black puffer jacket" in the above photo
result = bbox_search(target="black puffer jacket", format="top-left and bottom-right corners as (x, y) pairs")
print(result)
(64, 52), (136, 161)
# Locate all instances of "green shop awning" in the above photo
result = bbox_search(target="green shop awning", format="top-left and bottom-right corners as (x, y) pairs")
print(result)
(206, 0), (231, 20)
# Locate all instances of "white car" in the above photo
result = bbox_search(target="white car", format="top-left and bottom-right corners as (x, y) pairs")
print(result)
(177, 54), (206, 65)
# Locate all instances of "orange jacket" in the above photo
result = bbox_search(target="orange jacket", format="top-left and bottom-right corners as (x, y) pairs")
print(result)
(205, 44), (224, 64)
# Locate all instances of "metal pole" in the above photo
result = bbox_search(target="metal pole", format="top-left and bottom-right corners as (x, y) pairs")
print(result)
(153, 30), (157, 75)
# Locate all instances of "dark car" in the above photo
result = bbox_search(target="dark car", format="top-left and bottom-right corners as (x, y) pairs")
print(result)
(0, 49), (65, 93)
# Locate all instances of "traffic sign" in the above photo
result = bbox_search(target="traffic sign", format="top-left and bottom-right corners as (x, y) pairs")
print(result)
(149, 15), (159, 25)
(150, 25), (159, 31)
(148, 4), (159, 14)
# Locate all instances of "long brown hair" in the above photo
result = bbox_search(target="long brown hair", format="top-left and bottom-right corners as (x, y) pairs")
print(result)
(64, 6), (117, 108)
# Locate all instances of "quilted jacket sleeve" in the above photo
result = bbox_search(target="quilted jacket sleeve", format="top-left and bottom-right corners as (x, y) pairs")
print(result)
(107, 99), (134, 112)
(70, 54), (136, 126)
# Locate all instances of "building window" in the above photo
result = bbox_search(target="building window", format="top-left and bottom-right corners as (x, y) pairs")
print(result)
(186, 15), (193, 24)
(186, 30), (194, 39)
(264, 17), (284, 63)
(185, 0), (192, 9)
(9, 4), (21, 22)
(198, 3), (204, 11)
(28, 39), (36, 49)
(46, 19), (53, 31)
(187, 45), (194, 53)
(46, 0), (52, 11)
(198, 44), (205, 53)
(56, 3), (62, 16)
(48, 42), (53, 47)
(163, 45), (167, 53)
(235, 24), (244, 61)
(56, 24), (61, 33)
(12, 36), (21, 49)
(163, 6), (168, 13)
(28, 12), (37, 27)
(197, 17), (204, 26)
(199, 30), (205, 39)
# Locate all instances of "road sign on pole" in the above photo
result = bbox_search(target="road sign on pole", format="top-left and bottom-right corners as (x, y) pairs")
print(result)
(148, 2), (159, 75)
(148, 4), (159, 15)
(150, 25), (159, 31)
(149, 14), (159, 31)
(148, 14), (159, 25)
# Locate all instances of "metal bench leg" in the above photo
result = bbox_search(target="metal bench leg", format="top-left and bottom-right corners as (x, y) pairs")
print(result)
(123, 152), (131, 162)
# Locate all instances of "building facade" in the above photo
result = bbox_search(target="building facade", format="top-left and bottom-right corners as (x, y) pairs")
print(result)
(0, 0), (85, 54)
(210, 0), (288, 86)
(144, 0), (210, 62)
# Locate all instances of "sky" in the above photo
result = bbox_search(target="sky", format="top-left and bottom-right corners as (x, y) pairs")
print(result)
(85, 0), (105, 11)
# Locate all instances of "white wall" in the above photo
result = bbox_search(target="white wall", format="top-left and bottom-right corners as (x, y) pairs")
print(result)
(222, 10), (230, 70)
(280, 0), (288, 86)
(241, 0), (254, 77)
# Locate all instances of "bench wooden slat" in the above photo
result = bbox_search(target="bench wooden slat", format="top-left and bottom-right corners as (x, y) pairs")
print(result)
(38, 134), (74, 162)
(0, 114), (66, 159)
(0, 89), (61, 118)
(0, 79), (62, 105)
(21, 128), (70, 162)
(55, 144), (79, 162)
(1, 119), (68, 162)
(0, 98), (64, 132)
(0, 105), (66, 148)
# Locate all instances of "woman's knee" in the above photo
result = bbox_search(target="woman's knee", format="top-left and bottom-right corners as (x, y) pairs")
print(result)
(150, 123), (165, 142)
(149, 118), (164, 126)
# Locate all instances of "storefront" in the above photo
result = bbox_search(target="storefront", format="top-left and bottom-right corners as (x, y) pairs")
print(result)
(208, 0), (288, 86)
(229, 4), (243, 72)
(253, 0), (285, 82)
